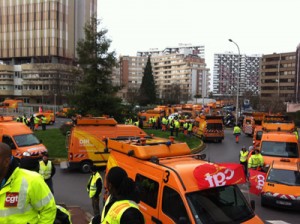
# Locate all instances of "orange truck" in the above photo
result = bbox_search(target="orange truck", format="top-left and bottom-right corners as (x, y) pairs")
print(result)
(104, 137), (263, 224)
(261, 159), (300, 210)
(61, 116), (147, 173)
(242, 112), (265, 136)
(0, 115), (47, 162)
(258, 131), (299, 167)
(34, 111), (55, 125)
(193, 115), (224, 142)
(249, 114), (299, 167)
(138, 109), (162, 128)
(252, 114), (295, 149)
(55, 107), (72, 118)
(0, 99), (23, 109)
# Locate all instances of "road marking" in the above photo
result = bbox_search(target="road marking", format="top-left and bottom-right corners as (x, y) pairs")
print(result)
(266, 221), (291, 224)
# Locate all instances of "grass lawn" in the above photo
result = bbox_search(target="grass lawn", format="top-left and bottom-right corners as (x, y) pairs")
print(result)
(34, 128), (202, 158)
(35, 129), (67, 158)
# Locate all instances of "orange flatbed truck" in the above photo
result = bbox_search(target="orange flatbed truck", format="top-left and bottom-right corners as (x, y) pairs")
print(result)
(104, 137), (263, 224)
(61, 116), (147, 173)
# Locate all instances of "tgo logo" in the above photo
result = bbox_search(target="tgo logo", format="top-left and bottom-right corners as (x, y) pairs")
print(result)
(5, 192), (19, 207)
(256, 174), (265, 190)
(205, 169), (234, 187)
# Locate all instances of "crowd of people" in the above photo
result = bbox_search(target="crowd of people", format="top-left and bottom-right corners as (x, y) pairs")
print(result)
(125, 114), (194, 138)
(16, 114), (47, 131)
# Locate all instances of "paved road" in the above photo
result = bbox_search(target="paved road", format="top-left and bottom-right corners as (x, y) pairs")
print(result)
(53, 128), (299, 224)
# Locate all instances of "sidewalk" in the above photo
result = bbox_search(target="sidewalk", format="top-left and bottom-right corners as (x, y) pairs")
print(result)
(68, 206), (92, 224)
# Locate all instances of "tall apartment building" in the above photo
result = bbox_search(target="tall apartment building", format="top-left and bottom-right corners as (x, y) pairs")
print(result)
(260, 52), (296, 102)
(120, 46), (210, 103)
(151, 53), (209, 102)
(213, 52), (261, 98)
(295, 44), (300, 103)
(0, 0), (97, 104)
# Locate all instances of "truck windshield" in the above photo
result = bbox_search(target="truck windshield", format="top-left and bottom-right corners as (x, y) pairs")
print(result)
(186, 185), (254, 224)
(261, 141), (299, 158)
(267, 169), (300, 186)
(14, 134), (40, 147)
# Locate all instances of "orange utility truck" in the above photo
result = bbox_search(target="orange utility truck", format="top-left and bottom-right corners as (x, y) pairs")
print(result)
(62, 116), (147, 172)
(249, 115), (299, 167)
(34, 111), (55, 125)
(243, 112), (265, 136)
(104, 138), (263, 224)
(252, 114), (295, 149)
(0, 115), (47, 161)
(193, 115), (224, 142)
(0, 99), (23, 109)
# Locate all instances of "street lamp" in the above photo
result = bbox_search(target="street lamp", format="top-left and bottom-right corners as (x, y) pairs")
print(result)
(228, 39), (240, 125)
(54, 94), (57, 113)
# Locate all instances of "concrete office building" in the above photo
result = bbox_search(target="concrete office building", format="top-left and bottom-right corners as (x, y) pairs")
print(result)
(213, 52), (261, 98)
(0, 0), (97, 104)
(260, 52), (296, 102)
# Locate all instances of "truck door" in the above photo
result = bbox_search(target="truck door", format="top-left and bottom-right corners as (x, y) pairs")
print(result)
(134, 170), (161, 223)
(159, 185), (191, 224)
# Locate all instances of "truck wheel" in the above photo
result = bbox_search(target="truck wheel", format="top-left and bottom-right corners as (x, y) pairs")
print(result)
(81, 161), (92, 173)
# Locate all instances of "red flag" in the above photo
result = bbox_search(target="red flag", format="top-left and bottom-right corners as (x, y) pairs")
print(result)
(193, 163), (246, 190)
(249, 169), (266, 195)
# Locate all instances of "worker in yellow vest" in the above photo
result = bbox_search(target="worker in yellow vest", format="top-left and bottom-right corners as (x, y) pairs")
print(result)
(100, 166), (144, 224)
(39, 152), (56, 193)
(87, 166), (103, 216)
(248, 149), (264, 170)
(34, 115), (40, 131)
(0, 143), (56, 223)
(239, 146), (249, 175)
(41, 115), (47, 131)
(174, 117), (181, 137)
(188, 120), (193, 137)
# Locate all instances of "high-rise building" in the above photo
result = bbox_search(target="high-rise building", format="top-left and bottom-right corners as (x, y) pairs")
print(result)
(213, 52), (261, 98)
(260, 52), (296, 102)
(120, 45), (210, 103)
(0, 0), (97, 104)
(295, 44), (300, 103)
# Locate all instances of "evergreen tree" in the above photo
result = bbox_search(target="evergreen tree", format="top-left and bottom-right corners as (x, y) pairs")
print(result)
(138, 56), (156, 106)
(71, 17), (122, 119)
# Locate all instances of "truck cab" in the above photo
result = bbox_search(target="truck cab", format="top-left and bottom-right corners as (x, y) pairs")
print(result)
(105, 138), (263, 224)
(0, 116), (47, 164)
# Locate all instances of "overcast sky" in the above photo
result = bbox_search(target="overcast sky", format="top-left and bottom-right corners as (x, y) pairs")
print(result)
(98, 0), (300, 73)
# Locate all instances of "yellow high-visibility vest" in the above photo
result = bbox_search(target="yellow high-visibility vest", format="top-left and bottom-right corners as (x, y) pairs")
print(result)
(87, 172), (102, 198)
(0, 167), (56, 224)
(101, 196), (141, 224)
(39, 160), (53, 180)
(240, 151), (249, 162)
